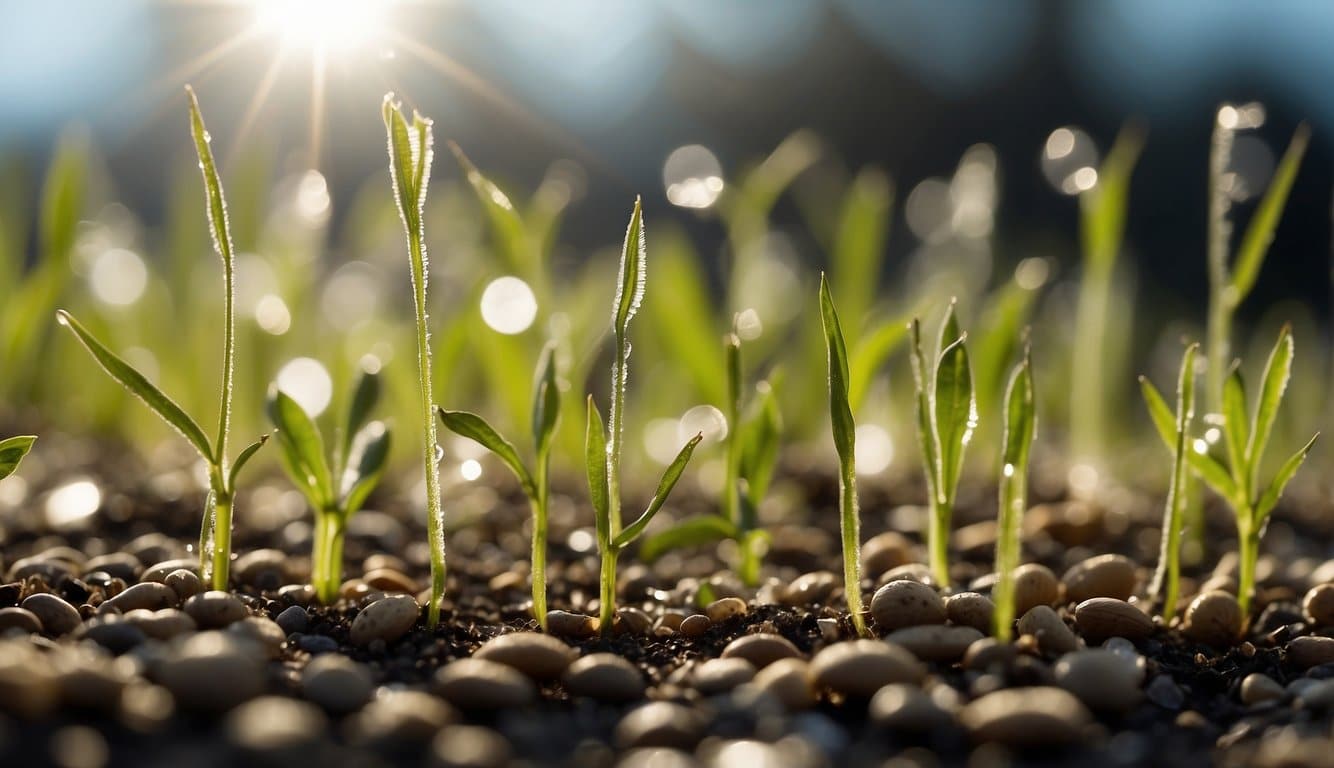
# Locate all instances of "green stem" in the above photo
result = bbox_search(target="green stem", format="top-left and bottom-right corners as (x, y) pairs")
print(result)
(929, 499), (952, 588)
(531, 461), (549, 631)
(839, 465), (868, 637)
(607, 331), (627, 537)
(311, 513), (329, 598)
(1070, 257), (1112, 460)
(1205, 118), (1234, 415)
(211, 493), (233, 591)
(408, 231), (446, 627)
(1237, 517), (1259, 619)
(992, 469), (1026, 642)
(313, 512), (344, 604)
(599, 547), (617, 637)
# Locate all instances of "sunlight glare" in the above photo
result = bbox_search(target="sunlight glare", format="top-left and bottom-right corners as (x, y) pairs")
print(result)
(255, 0), (388, 51)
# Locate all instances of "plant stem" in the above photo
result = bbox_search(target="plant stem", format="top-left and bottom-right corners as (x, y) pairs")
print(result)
(211, 492), (233, 591)
(928, 498), (951, 587)
(531, 461), (549, 631)
(1070, 255), (1112, 460)
(312, 512), (343, 604)
(992, 471), (1024, 642)
(1237, 516), (1259, 619)
(408, 231), (446, 627)
(1205, 117), (1235, 414)
(607, 330), (627, 538)
(839, 463), (868, 637)
(599, 547), (617, 636)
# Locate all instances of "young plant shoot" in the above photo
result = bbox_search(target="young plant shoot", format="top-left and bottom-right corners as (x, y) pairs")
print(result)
(991, 350), (1035, 643)
(439, 343), (560, 629)
(382, 94), (447, 626)
(587, 199), (702, 635)
(820, 275), (869, 637)
(56, 87), (267, 590)
(0, 436), (35, 482)
(909, 303), (976, 587)
(1143, 326), (1317, 618)
(268, 368), (391, 604)
(639, 329), (781, 586)
(1141, 344), (1197, 622)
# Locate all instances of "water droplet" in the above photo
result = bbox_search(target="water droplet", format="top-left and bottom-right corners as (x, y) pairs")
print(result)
(663, 144), (725, 209)
(734, 308), (763, 341)
(1002, 463), (1016, 478)
(275, 357), (333, 417)
(434, 443), (446, 464)
(480, 276), (538, 335)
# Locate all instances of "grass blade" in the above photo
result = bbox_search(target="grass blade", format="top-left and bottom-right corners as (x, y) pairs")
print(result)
(614, 433), (703, 550)
(1149, 344), (1197, 620)
(586, 396), (610, 547)
(343, 368), (381, 464)
(227, 434), (269, 493)
(1230, 124), (1310, 302)
(638, 516), (740, 562)
(1245, 325), (1293, 485)
(1256, 433), (1317, 522)
(738, 381), (782, 502)
(448, 141), (529, 275)
(341, 421), (392, 516)
(909, 319), (941, 503)
(0, 436), (36, 481)
(1141, 375), (1238, 502)
(438, 409), (535, 495)
(56, 310), (212, 460)
(1222, 367), (1249, 482)
(848, 312), (912, 413)
(267, 388), (334, 504)
(992, 352), (1035, 642)
(832, 168), (893, 331)
(935, 334), (974, 499)
(531, 342), (560, 457)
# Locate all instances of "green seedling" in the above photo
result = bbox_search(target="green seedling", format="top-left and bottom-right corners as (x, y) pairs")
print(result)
(587, 199), (702, 635)
(991, 350), (1035, 643)
(1143, 326), (1317, 617)
(0, 436), (35, 481)
(640, 329), (782, 586)
(268, 368), (391, 604)
(382, 94), (448, 626)
(439, 343), (561, 630)
(1141, 343), (1198, 622)
(56, 87), (267, 590)
(819, 275), (869, 638)
(909, 302), (976, 587)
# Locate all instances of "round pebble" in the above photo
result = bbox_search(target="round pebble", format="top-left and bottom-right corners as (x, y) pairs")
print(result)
(704, 597), (748, 623)
(1062, 554), (1137, 603)
(106, 582), (177, 613)
(1288, 636), (1334, 668)
(474, 632), (577, 679)
(346, 690), (456, 747)
(886, 625), (984, 662)
(547, 610), (599, 639)
(1074, 598), (1154, 643)
(614, 702), (706, 750)
(21, 594), (80, 636)
(276, 605), (309, 635)
(1012, 564), (1060, 615)
(945, 592), (994, 633)
(363, 568), (417, 594)
(432, 725), (511, 768)
(680, 615), (711, 638)
(809, 640), (924, 697)
(140, 559), (198, 584)
(350, 594), (419, 646)
(123, 608), (196, 640)
(1241, 672), (1284, 705)
(720, 634), (802, 668)
(1182, 591), (1242, 647)
(433, 658), (535, 709)
(225, 695), (326, 754)
(84, 553), (142, 582)
(302, 653), (374, 713)
(870, 580), (946, 631)
(233, 549), (291, 590)
(183, 591), (247, 629)
(1302, 583), (1334, 627)
(959, 687), (1091, 746)
(164, 569), (203, 601)
(155, 631), (266, 711)
(0, 606), (41, 634)
(870, 683), (957, 731)
(1016, 605), (1079, 654)
(1055, 649), (1143, 713)
(564, 653), (646, 702)
(692, 658), (755, 695)
(751, 658), (813, 711)
(781, 572), (839, 606)
(862, 532), (914, 576)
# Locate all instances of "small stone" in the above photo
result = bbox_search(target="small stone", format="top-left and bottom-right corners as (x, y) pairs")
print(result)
(563, 653), (645, 702)
(1145, 674), (1185, 710)
(615, 608), (653, 636)
(0, 607), (41, 634)
(84, 553), (142, 582)
(183, 591), (248, 628)
(704, 597), (748, 623)
(1288, 636), (1334, 668)
(156, 631), (266, 711)
(1016, 605), (1079, 654)
(1055, 649), (1143, 713)
(6, 556), (74, 583)
(945, 592), (994, 633)
(615, 702), (706, 749)
(862, 532), (914, 577)
(139, 559), (198, 584)
(680, 614), (711, 638)
(276, 605), (309, 635)
(1302, 584), (1334, 627)
(345, 690), (456, 747)
(692, 658), (754, 695)
(433, 658), (535, 709)
(1062, 554), (1137, 603)
(297, 634), (339, 654)
(228, 616), (286, 659)
(870, 683), (956, 731)
(349, 594), (419, 646)
(225, 695), (326, 754)
(234, 549), (291, 591)
(0, 641), (60, 717)
(959, 687), (1090, 746)
(818, 618), (840, 642)
(809, 639), (924, 697)
(1074, 598), (1154, 643)
(474, 632), (577, 679)
(80, 619), (146, 653)
(720, 634), (802, 668)
(781, 572), (839, 606)
(278, 584), (316, 606)
(106, 582), (178, 613)
(164, 569), (203, 601)
(751, 658), (813, 711)
(22, 594), (80, 636)
(1012, 564), (1060, 616)
(1240, 673), (1284, 705)
(123, 608), (196, 640)
(363, 568), (417, 594)
(1182, 591), (1242, 648)
(432, 725), (510, 768)
(870, 580), (946, 631)
(963, 637), (1017, 671)
(302, 653), (374, 713)
(547, 610), (599, 639)
(886, 625), (984, 662)
(1297, 679), (1334, 710)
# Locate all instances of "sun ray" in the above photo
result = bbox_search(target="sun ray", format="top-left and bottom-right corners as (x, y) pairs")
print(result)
(229, 47), (289, 165)
(309, 46), (328, 170)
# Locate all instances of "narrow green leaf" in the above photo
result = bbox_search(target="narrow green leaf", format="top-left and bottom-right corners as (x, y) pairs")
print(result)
(343, 367), (381, 463)
(820, 275), (855, 468)
(531, 342), (561, 457)
(1080, 122), (1145, 270)
(614, 433), (703, 550)
(645, 231), (726, 405)
(738, 381), (782, 502)
(0, 436), (36, 481)
(267, 388), (335, 505)
(726, 333), (742, 420)
(1245, 325), (1293, 484)
(832, 167), (892, 331)
(227, 434), (269, 494)
(1000, 355), (1035, 472)
(613, 197), (645, 339)
(585, 396), (610, 549)
(1231, 124), (1310, 302)
(57, 310), (212, 460)
(848, 312), (911, 413)
(909, 318), (941, 503)
(448, 141), (530, 275)
(341, 421), (391, 517)
(638, 516), (740, 562)
(934, 334), (975, 500)
(1222, 367), (1248, 481)
(1141, 375), (1239, 501)
(382, 94), (421, 232)
(438, 408), (534, 495)
(1256, 433), (1317, 522)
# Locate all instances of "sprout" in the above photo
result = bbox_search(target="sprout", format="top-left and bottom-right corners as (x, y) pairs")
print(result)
(382, 93), (447, 627)
(819, 275), (869, 638)
(0, 436), (35, 481)
(991, 349), (1035, 643)
(56, 87), (267, 590)
(439, 342), (560, 629)
(1141, 343), (1198, 622)
(1143, 326), (1317, 618)
(909, 302), (976, 587)
(587, 200), (702, 636)
(268, 367), (391, 604)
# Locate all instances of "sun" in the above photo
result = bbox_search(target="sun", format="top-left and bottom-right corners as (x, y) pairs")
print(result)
(253, 0), (388, 51)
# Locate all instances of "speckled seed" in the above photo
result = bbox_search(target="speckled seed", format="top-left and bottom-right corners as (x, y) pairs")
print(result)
(302, 653), (374, 713)
(1012, 564), (1060, 616)
(870, 580), (946, 632)
(1055, 649), (1143, 713)
(959, 687), (1091, 746)
(546, 610), (599, 639)
(433, 658), (536, 709)
(362, 569), (417, 594)
(349, 594), (419, 646)
(781, 571), (839, 606)
(21, 594), (80, 636)
(183, 591), (247, 629)
(155, 631), (266, 711)
(1074, 598), (1154, 643)
(106, 582), (178, 613)
(751, 658), (813, 711)
(164, 569), (203, 601)
(139, 559), (198, 584)
(704, 597), (748, 623)
(870, 683), (957, 731)
(474, 632), (577, 679)
(0, 607), (42, 634)
(1182, 591), (1242, 648)
(1016, 605), (1079, 654)
(563, 653), (646, 702)
(808, 640), (925, 697)
(692, 658), (755, 695)
(225, 695), (327, 754)
(432, 725), (511, 768)
(679, 615), (711, 638)
(1062, 554), (1137, 603)
(1288, 636), (1334, 668)
(614, 702), (707, 750)
(862, 531), (914, 577)
(1241, 673), (1284, 705)
(720, 634), (802, 668)
(886, 625), (984, 662)
(945, 592), (994, 633)
(1302, 584), (1334, 627)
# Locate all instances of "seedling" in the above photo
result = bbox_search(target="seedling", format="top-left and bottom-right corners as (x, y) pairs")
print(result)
(819, 275), (869, 638)
(909, 303), (976, 587)
(0, 436), (35, 481)
(382, 94), (447, 626)
(1143, 326), (1317, 617)
(1141, 344), (1198, 622)
(56, 87), (267, 590)
(586, 199), (702, 635)
(268, 369), (391, 604)
(439, 343), (560, 629)
(640, 330), (781, 586)
(991, 350), (1035, 643)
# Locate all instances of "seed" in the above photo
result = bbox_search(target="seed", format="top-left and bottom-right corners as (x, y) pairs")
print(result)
(691, 658), (755, 695)
(302, 654), (374, 714)
(474, 632), (577, 679)
(1182, 591), (1242, 648)
(1240, 673), (1284, 705)
(869, 580), (946, 631)
(781, 571), (840, 606)
(0, 607), (42, 634)
(1061, 554), (1137, 603)
(751, 658), (813, 712)
(1074, 598), (1154, 643)
(1054, 649), (1143, 713)
(349, 594), (419, 646)
(433, 658), (536, 710)
(720, 634), (802, 668)
(945, 592), (994, 633)
(107, 582), (178, 613)
(1288, 636), (1334, 668)
(183, 591), (248, 629)
(704, 597), (748, 623)
(546, 610), (598, 639)
(1012, 564), (1060, 615)
(808, 639), (924, 697)
(679, 614), (711, 638)
(1302, 583), (1334, 627)
(1016, 605), (1079, 654)
(886, 625), (984, 662)
(21, 594), (81, 636)
(563, 653), (645, 702)
(960, 687), (1091, 746)
(165, 569), (203, 601)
